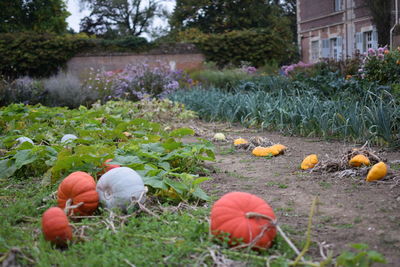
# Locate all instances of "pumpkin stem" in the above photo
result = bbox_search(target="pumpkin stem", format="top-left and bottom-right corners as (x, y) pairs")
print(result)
(245, 212), (277, 224)
(64, 198), (84, 216)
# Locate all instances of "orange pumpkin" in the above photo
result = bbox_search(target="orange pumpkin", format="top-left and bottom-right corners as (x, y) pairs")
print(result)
(58, 171), (99, 216)
(270, 144), (287, 154)
(301, 154), (318, 170)
(42, 207), (72, 246)
(210, 192), (276, 249)
(349, 154), (370, 167)
(252, 146), (280, 157)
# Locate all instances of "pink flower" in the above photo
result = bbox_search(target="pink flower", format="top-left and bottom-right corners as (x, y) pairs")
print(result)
(367, 48), (376, 56)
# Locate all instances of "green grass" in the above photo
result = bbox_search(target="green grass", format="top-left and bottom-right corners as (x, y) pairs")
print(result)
(0, 176), (303, 266)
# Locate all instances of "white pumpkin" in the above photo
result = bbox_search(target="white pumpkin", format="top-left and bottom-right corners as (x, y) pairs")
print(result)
(96, 167), (146, 211)
(61, 134), (78, 144)
(213, 133), (226, 141)
(16, 136), (34, 145)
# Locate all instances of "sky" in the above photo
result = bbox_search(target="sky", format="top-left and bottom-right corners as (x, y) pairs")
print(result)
(66, 0), (176, 35)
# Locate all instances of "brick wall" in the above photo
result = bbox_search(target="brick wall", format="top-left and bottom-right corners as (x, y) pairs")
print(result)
(66, 43), (205, 77)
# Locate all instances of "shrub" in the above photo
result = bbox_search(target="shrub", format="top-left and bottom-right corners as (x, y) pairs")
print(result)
(86, 62), (192, 102)
(361, 47), (399, 85)
(171, 28), (297, 68)
(0, 77), (47, 106)
(43, 72), (98, 108)
(189, 68), (254, 90)
(0, 33), (151, 79)
(0, 33), (87, 78)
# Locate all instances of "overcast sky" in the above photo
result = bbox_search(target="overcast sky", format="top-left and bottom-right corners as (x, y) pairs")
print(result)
(66, 0), (176, 34)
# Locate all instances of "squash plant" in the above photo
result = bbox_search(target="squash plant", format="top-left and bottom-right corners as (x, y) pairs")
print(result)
(0, 102), (214, 202)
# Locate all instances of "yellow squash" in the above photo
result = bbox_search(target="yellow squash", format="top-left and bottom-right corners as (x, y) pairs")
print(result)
(252, 146), (280, 157)
(349, 154), (370, 167)
(233, 138), (248, 146)
(366, 162), (387, 182)
(271, 144), (287, 154)
(301, 154), (318, 170)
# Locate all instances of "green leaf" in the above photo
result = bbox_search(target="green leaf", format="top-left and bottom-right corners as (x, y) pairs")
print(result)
(14, 150), (37, 169)
(350, 243), (369, 251)
(169, 128), (195, 138)
(192, 187), (210, 201)
(143, 176), (167, 190)
(0, 159), (17, 179)
(193, 177), (210, 186)
(366, 251), (386, 263)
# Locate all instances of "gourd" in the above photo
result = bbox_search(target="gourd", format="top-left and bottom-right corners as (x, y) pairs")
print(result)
(213, 133), (226, 141)
(57, 172), (99, 216)
(234, 138), (248, 146)
(366, 162), (387, 182)
(97, 167), (146, 211)
(349, 154), (370, 167)
(61, 134), (78, 144)
(16, 136), (34, 145)
(42, 207), (72, 246)
(252, 146), (279, 157)
(210, 192), (276, 249)
(270, 144), (287, 154)
(301, 154), (318, 170)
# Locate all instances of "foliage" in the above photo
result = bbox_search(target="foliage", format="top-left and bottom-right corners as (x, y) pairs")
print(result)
(365, 0), (391, 46)
(0, 0), (69, 34)
(170, 0), (288, 34)
(80, 0), (163, 37)
(0, 101), (213, 202)
(361, 47), (400, 85)
(189, 68), (255, 90)
(191, 29), (296, 67)
(86, 62), (193, 102)
(0, 33), (152, 78)
(336, 243), (386, 266)
(0, 33), (87, 78)
(169, 86), (399, 146)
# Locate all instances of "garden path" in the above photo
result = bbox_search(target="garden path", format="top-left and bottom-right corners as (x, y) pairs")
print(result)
(190, 121), (400, 265)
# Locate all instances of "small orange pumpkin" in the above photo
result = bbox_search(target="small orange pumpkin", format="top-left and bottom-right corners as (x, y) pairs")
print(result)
(211, 192), (276, 249)
(270, 144), (287, 154)
(301, 154), (318, 170)
(366, 162), (387, 182)
(42, 207), (72, 246)
(58, 171), (99, 216)
(349, 154), (370, 167)
(252, 146), (279, 157)
(234, 138), (248, 146)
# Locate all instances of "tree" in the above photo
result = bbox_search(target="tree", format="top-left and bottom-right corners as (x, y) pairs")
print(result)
(80, 0), (162, 37)
(169, 0), (290, 34)
(0, 0), (69, 34)
(366, 0), (392, 46)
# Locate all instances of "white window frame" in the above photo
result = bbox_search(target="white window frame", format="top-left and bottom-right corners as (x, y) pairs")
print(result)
(363, 31), (373, 52)
(311, 40), (320, 62)
(334, 0), (342, 11)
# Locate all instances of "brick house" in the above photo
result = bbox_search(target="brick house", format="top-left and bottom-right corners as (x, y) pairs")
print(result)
(297, 0), (381, 63)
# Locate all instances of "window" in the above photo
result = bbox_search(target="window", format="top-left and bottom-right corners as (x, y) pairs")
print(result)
(311, 41), (319, 62)
(330, 38), (338, 59)
(334, 0), (342, 11)
(321, 37), (342, 60)
(356, 31), (378, 54)
(363, 31), (372, 52)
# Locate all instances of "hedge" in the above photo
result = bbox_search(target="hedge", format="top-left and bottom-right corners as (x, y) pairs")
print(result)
(0, 33), (150, 78)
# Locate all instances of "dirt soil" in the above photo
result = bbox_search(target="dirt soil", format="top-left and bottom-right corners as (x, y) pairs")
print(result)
(190, 121), (400, 265)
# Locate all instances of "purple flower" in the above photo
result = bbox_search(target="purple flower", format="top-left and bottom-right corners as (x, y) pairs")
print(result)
(367, 48), (376, 56)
